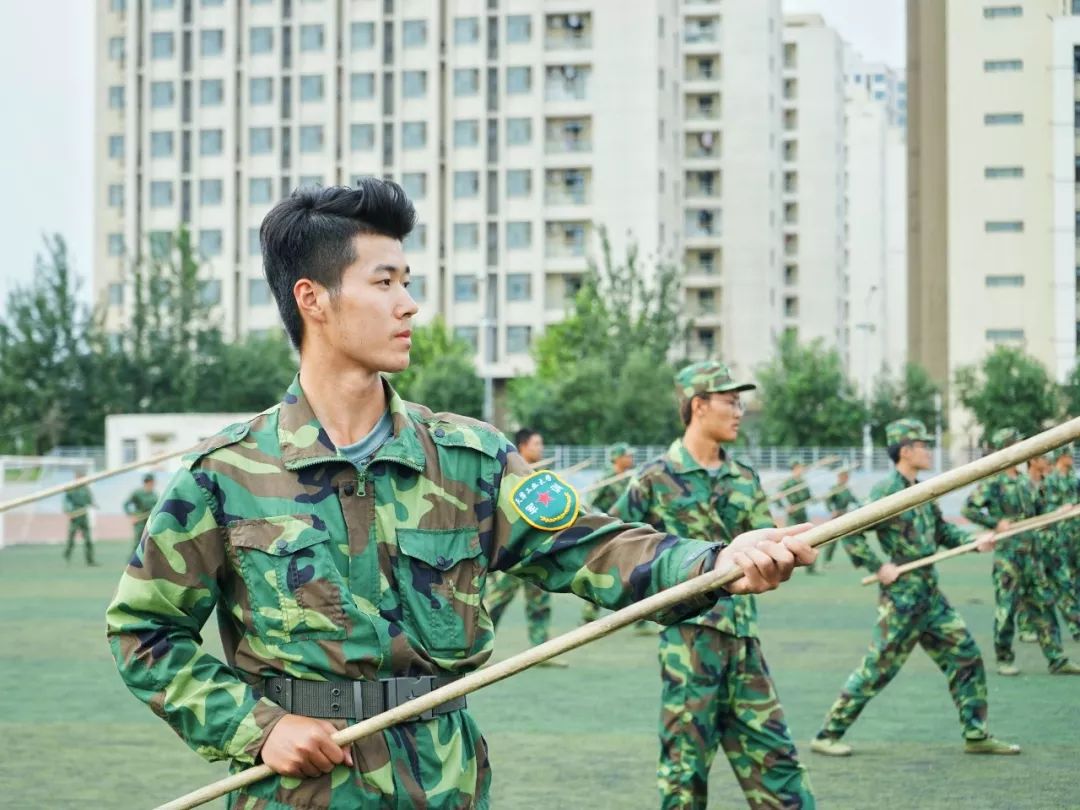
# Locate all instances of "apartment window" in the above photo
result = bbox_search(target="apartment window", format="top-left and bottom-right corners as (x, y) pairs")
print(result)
(249, 77), (272, 104)
(683, 17), (716, 44)
(151, 0), (173, 8)
(454, 171), (480, 198)
(454, 68), (480, 96)
(249, 278), (272, 305)
(545, 65), (589, 101)
(454, 274), (479, 300)
(250, 26), (273, 54)
(202, 0), (224, 5)
(507, 66), (532, 94)
(200, 79), (224, 106)
(199, 178), (223, 205)
(507, 14), (531, 43)
(351, 21), (375, 50)
(199, 280), (222, 307)
(984, 59), (1022, 72)
(200, 128), (224, 155)
(402, 19), (427, 48)
(108, 36), (125, 62)
(107, 184), (124, 208)
(300, 24), (324, 52)
(402, 70), (427, 98)
(299, 125), (324, 153)
(783, 42), (797, 69)
(149, 181), (174, 208)
(108, 85), (125, 110)
(454, 119), (479, 147)
(454, 223), (479, 250)
(110, 0), (126, 11)
(107, 234), (125, 257)
(150, 32), (174, 59)
(506, 273), (532, 301)
(150, 81), (175, 108)
(506, 221), (532, 249)
(455, 326), (479, 352)
(149, 231), (173, 259)
(199, 231), (223, 259)
(405, 223), (427, 250)
(402, 121), (427, 149)
(409, 275), (426, 302)
(244, 228), (260, 257)
(507, 326), (532, 354)
(983, 6), (1022, 18)
(986, 274), (1024, 287)
(249, 126), (273, 154)
(150, 131), (173, 157)
(506, 169), (531, 197)
(506, 118), (532, 146)
(350, 72), (375, 100)
(985, 220), (1023, 232)
(985, 166), (1024, 178)
(984, 112), (1023, 125)
(987, 328), (1025, 341)
(298, 175), (323, 189)
(201, 29), (224, 57)
(350, 123), (375, 151)
(108, 134), (124, 159)
(454, 17), (480, 44)
(249, 177), (273, 203)
(292, 75), (321, 103)
(401, 172), (426, 200)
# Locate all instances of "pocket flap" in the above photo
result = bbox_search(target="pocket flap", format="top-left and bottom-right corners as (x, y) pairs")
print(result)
(396, 527), (482, 571)
(228, 514), (330, 556)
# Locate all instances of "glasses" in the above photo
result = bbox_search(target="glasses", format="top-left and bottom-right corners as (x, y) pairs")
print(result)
(710, 394), (745, 413)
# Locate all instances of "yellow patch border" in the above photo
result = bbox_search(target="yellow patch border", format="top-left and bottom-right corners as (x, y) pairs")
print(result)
(510, 470), (580, 531)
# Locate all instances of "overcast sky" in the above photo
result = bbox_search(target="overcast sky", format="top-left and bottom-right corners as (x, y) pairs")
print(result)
(0, 0), (903, 314)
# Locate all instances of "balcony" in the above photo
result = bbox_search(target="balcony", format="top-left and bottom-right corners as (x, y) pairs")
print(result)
(545, 65), (590, 102)
(783, 139), (798, 163)
(685, 208), (721, 240)
(545, 116), (592, 153)
(545, 221), (590, 258)
(783, 172), (798, 194)
(683, 17), (719, 46)
(685, 170), (721, 199)
(545, 13), (592, 50)
(685, 55), (720, 83)
(684, 249), (721, 281)
(545, 168), (591, 205)
(685, 130), (720, 159)
(686, 93), (721, 121)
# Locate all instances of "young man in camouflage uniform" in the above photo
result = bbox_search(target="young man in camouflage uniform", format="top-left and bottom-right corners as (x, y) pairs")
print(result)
(123, 473), (159, 549)
(821, 468), (858, 566)
(811, 419), (1019, 757)
(612, 361), (815, 810)
(1044, 445), (1080, 640)
(62, 483), (97, 566)
(963, 428), (1080, 677)
(581, 441), (639, 625)
(482, 427), (562, 663)
(106, 181), (816, 810)
(778, 462), (815, 572)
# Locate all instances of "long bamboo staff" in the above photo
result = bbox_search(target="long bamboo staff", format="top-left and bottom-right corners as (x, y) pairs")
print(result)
(582, 467), (637, 494)
(528, 456), (557, 470)
(767, 456), (841, 504)
(153, 419), (1080, 810)
(859, 504), (1080, 586)
(556, 459), (593, 476)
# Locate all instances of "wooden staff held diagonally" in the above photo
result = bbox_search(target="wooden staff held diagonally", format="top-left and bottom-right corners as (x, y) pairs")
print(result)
(860, 504), (1080, 586)
(582, 466), (637, 495)
(154, 418), (1080, 810)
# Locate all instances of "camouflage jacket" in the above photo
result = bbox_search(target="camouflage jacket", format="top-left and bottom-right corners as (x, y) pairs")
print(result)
(824, 486), (858, 516)
(611, 438), (771, 638)
(1043, 468), (1077, 510)
(588, 465), (627, 514)
(779, 475), (811, 521)
(843, 469), (969, 599)
(105, 376), (722, 805)
(124, 489), (159, 520)
(63, 485), (93, 515)
(962, 470), (1039, 561)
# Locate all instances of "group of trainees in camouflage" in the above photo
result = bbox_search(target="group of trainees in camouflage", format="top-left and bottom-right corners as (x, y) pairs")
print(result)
(102, 180), (1077, 809)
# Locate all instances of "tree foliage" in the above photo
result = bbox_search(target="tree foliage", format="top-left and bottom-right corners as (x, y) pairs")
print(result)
(868, 363), (943, 445)
(954, 346), (1059, 442)
(390, 317), (483, 418)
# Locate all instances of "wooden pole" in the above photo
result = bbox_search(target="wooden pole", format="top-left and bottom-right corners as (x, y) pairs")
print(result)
(767, 456), (840, 504)
(859, 505), (1080, 586)
(153, 418), (1080, 810)
(582, 467), (636, 495)
(556, 459), (593, 476)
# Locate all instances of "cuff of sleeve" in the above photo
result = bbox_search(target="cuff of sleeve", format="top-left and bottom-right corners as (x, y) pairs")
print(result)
(224, 697), (289, 766)
(655, 541), (727, 625)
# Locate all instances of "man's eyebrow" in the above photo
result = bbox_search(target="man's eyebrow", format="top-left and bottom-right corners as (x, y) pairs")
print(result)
(372, 263), (410, 276)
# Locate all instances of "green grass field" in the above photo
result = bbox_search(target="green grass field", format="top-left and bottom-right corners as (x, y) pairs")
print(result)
(1, 540), (1077, 809)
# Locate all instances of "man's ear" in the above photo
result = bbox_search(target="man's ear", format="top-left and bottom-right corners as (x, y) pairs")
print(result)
(294, 278), (328, 327)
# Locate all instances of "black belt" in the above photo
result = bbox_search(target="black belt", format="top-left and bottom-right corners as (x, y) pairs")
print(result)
(262, 675), (466, 722)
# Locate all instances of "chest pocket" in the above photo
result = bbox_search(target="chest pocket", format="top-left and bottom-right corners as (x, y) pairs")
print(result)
(394, 527), (484, 657)
(228, 514), (349, 643)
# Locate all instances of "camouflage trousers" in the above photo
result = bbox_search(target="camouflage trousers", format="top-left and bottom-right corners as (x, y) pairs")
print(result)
(580, 600), (650, 630)
(63, 518), (94, 564)
(132, 519), (147, 549)
(484, 573), (551, 646)
(657, 625), (814, 810)
(992, 551), (1066, 667)
(817, 589), (988, 740)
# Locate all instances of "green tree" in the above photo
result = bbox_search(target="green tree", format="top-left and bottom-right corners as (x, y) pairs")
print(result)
(869, 363), (943, 445)
(755, 333), (867, 446)
(954, 346), (1059, 442)
(507, 231), (684, 444)
(390, 318), (483, 417)
(1060, 363), (1080, 418)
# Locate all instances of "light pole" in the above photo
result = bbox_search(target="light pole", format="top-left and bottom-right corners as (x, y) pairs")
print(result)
(478, 271), (496, 424)
(855, 285), (879, 472)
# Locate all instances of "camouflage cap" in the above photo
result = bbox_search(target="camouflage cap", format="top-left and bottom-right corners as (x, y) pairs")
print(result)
(674, 361), (755, 406)
(886, 418), (933, 447)
(607, 442), (632, 462)
(989, 427), (1022, 451)
(1049, 442), (1074, 461)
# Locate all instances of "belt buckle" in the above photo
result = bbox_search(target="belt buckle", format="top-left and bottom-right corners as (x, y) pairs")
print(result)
(385, 676), (435, 721)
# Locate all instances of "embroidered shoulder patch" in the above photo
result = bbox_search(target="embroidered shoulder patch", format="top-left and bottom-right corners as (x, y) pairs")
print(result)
(510, 471), (580, 531)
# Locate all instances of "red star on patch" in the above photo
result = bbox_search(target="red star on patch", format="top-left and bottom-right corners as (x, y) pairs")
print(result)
(537, 492), (553, 506)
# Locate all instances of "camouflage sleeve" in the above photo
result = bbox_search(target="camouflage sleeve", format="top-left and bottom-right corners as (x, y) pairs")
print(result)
(962, 480), (1001, 529)
(105, 466), (287, 764)
(492, 452), (722, 624)
(609, 471), (652, 526)
(840, 526), (885, 571)
(747, 472), (775, 531)
(932, 500), (970, 549)
(123, 491), (136, 514)
(62, 491), (73, 512)
(589, 482), (620, 515)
